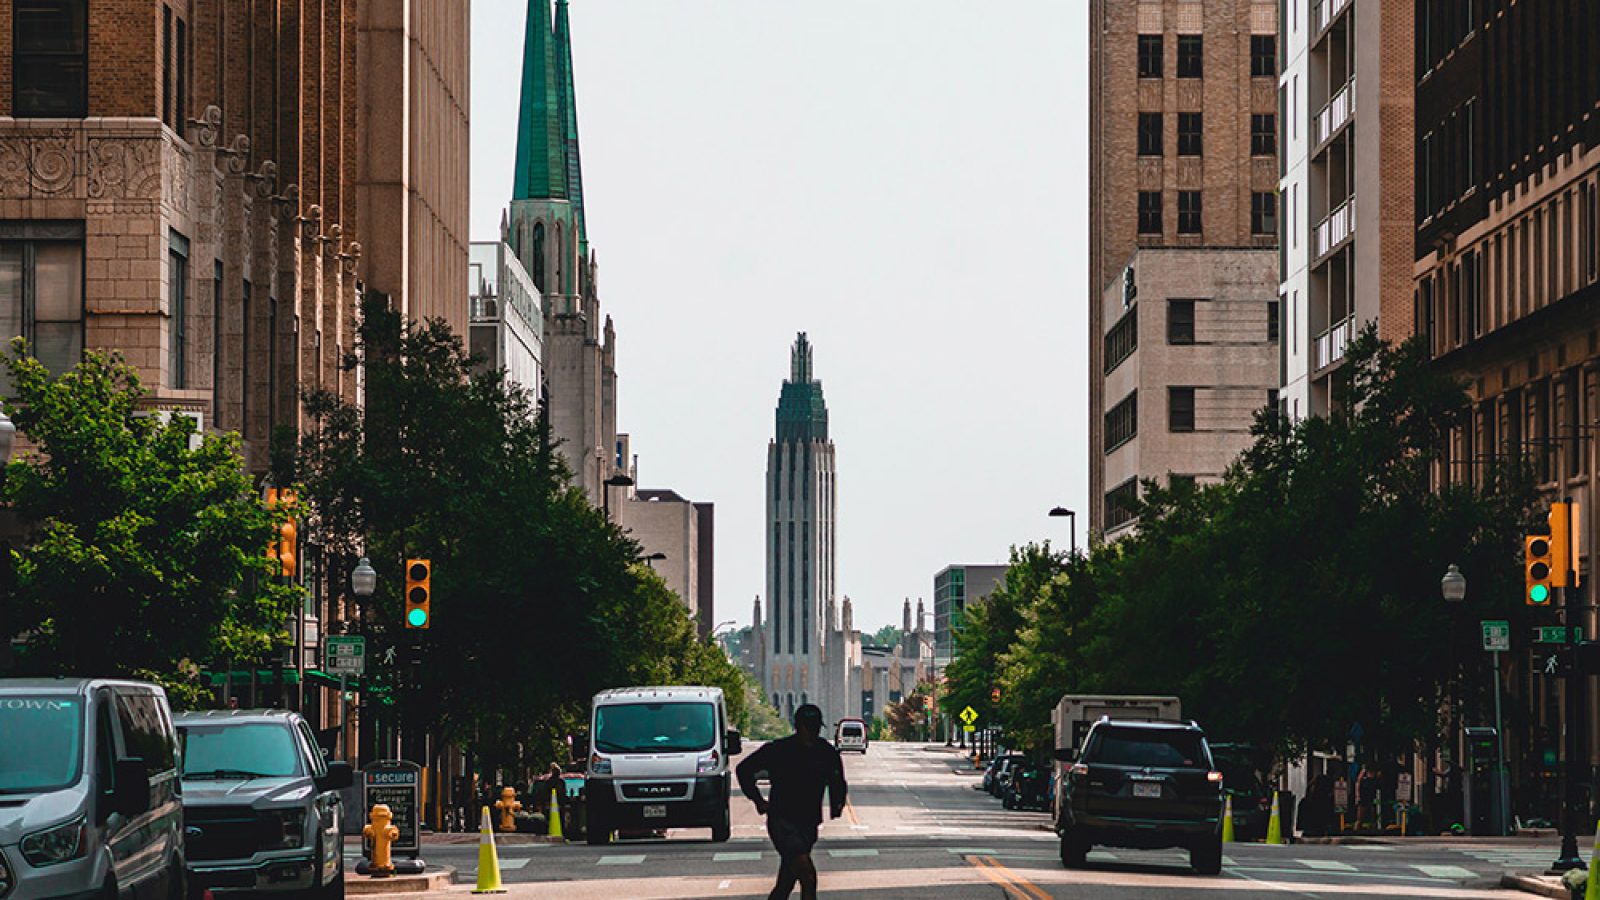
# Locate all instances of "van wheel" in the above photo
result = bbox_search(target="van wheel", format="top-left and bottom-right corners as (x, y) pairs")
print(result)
(711, 809), (731, 843)
(586, 818), (611, 846)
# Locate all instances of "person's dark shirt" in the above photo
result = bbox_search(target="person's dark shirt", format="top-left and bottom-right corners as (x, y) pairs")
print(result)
(736, 734), (847, 826)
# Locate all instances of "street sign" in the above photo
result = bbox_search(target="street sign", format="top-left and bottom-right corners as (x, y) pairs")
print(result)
(963, 724), (975, 734)
(959, 706), (979, 726)
(1333, 778), (1349, 811)
(1532, 650), (1571, 678)
(1397, 773), (1414, 803)
(1534, 626), (1578, 644)
(1481, 620), (1511, 652)
(326, 635), (366, 675)
(363, 760), (422, 856)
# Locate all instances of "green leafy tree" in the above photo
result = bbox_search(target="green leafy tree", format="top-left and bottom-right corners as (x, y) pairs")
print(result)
(865, 625), (903, 648)
(941, 552), (1041, 743)
(0, 345), (296, 706)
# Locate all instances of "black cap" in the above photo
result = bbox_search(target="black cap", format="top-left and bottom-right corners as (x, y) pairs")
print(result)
(794, 704), (823, 728)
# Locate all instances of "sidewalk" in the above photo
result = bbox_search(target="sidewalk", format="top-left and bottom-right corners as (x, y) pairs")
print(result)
(1501, 872), (1578, 898)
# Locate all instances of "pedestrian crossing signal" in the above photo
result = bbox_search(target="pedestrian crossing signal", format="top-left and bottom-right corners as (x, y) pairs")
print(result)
(1526, 536), (1554, 606)
(405, 559), (431, 628)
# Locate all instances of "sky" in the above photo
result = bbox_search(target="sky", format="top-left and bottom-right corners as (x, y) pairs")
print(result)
(470, 0), (1086, 634)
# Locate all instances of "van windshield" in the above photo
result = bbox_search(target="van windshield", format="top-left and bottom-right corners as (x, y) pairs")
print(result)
(179, 723), (304, 779)
(0, 696), (84, 793)
(594, 702), (716, 753)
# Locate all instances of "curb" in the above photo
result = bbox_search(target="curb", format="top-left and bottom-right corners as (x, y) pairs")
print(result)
(347, 866), (456, 895)
(1500, 872), (1572, 899)
(1295, 836), (1394, 846)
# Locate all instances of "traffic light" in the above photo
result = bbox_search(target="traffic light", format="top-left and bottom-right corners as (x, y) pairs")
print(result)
(1548, 502), (1570, 588)
(264, 488), (297, 578)
(405, 558), (431, 629)
(990, 687), (1001, 704)
(1526, 535), (1554, 605)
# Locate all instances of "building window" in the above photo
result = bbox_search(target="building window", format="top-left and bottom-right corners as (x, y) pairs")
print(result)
(1167, 300), (1196, 344)
(1177, 112), (1203, 156)
(1138, 112), (1163, 156)
(1104, 307), (1137, 374)
(1250, 35), (1276, 77)
(1105, 479), (1139, 530)
(1138, 191), (1162, 235)
(13, 0), (88, 117)
(1105, 391), (1138, 453)
(1177, 191), (1202, 234)
(169, 231), (189, 388)
(1267, 300), (1280, 343)
(0, 222), (85, 385)
(1251, 113), (1276, 156)
(1267, 388), (1280, 413)
(1137, 34), (1163, 78)
(1252, 191), (1277, 235)
(1177, 35), (1203, 78)
(1169, 387), (1196, 432)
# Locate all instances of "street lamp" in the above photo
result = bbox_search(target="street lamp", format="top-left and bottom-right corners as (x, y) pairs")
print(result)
(342, 557), (377, 763)
(1440, 564), (1466, 602)
(1441, 565), (1509, 838)
(1048, 506), (1077, 555)
(602, 473), (634, 520)
(351, 557), (377, 600)
(641, 551), (666, 569)
(0, 410), (14, 674)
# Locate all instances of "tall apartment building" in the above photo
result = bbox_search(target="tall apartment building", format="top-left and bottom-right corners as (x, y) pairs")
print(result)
(1278, 0), (1414, 420)
(932, 563), (1006, 668)
(1413, 2), (1600, 817)
(1088, 0), (1281, 537)
(0, 0), (468, 755)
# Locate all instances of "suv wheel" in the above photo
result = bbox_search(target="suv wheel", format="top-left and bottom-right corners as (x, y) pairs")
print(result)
(711, 808), (731, 843)
(1190, 835), (1223, 875)
(586, 817), (611, 846)
(1058, 832), (1089, 868)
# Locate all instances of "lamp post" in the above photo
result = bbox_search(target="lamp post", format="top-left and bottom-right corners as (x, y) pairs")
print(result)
(1441, 564), (1508, 837)
(1048, 506), (1077, 556)
(0, 411), (15, 674)
(602, 473), (634, 520)
(346, 557), (376, 762)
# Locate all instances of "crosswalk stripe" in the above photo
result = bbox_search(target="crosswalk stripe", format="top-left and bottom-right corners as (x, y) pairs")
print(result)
(1087, 851), (1119, 861)
(499, 858), (530, 870)
(713, 852), (763, 862)
(1298, 859), (1357, 871)
(597, 854), (646, 865)
(1221, 856), (1236, 866)
(947, 848), (998, 855)
(1415, 864), (1478, 878)
(827, 848), (879, 858)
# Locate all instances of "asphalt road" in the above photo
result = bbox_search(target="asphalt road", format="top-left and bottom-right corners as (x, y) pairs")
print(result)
(360, 742), (1548, 898)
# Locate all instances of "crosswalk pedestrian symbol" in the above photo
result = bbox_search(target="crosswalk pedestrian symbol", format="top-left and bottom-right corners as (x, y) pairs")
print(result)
(959, 706), (978, 725)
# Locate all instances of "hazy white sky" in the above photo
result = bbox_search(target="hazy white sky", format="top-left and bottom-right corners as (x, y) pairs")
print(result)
(470, 0), (1086, 633)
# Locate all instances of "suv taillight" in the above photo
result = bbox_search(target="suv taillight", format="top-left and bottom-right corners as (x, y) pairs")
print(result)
(1206, 771), (1224, 784)
(1069, 763), (1089, 778)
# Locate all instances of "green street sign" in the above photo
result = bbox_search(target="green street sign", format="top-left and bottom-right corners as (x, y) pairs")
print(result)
(1534, 627), (1578, 644)
(1481, 620), (1511, 652)
(325, 635), (366, 675)
(958, 705), (979, 726)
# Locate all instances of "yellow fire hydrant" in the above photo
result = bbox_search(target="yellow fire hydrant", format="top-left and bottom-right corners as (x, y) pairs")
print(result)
(494, 786), (522, 833)
(363, 804), (400, 877)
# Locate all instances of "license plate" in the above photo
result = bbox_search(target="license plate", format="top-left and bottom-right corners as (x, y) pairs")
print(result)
(642, 804), (667, 818)
(1132, 782), (1162, 799)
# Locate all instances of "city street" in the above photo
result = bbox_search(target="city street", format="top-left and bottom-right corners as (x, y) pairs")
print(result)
(377, 743), (1546, 898)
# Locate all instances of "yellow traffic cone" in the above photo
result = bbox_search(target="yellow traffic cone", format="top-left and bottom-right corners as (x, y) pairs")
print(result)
(1222, 794), (1235, 844)
(1265, 792), (1285, 845)
(1586, 820), (1600, 900)
(473, 805), (506, 894)
(548, 787), (564, 840)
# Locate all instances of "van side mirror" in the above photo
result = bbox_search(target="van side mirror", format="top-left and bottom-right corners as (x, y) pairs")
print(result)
(318, 761), (354, 792)
(113, 758), (151, 816)
(1052, 747), (1077, 763)
(725, 730), (743, 756)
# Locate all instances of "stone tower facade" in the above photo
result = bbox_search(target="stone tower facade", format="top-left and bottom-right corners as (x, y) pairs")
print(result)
(506, 0), (617, 502)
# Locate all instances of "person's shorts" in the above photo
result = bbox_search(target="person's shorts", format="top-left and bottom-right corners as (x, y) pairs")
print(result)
(767, 816), (820, 859)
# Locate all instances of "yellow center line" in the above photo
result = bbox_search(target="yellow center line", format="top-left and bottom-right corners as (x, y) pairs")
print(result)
(969, 855), (1052, 900)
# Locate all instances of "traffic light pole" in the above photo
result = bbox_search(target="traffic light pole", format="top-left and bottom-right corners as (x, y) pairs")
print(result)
(1553, 498), (1586, 873)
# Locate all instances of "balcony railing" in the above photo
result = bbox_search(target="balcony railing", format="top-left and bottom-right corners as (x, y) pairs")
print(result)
(1314, 198), (1354, 259)
(1315, 78), (1354, 146)
(1313, 0), (1351, 34)
(1313, 316), (1355, 371)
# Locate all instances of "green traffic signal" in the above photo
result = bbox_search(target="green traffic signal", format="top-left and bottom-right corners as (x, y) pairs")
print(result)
(407, 607), (428, 627)
(1530, 584), (1551, 604)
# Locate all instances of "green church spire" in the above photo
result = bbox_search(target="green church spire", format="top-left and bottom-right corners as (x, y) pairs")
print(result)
(513, 0), (567, 201)
(554, 0), (587, 245)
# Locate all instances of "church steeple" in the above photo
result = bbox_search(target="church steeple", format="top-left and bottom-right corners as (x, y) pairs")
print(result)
(554, 0), (588, 247)
(513, 0), (567, 201)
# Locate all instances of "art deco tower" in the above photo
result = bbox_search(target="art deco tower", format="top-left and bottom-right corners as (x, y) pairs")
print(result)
(764, 334), (839, 721)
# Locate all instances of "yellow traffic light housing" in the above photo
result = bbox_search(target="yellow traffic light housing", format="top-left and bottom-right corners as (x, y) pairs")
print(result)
(1526, 535), (1555, 606)
(1548, 502), (1570, 588)
(405, 559), (431, 629)
(264, 488), (297, 578)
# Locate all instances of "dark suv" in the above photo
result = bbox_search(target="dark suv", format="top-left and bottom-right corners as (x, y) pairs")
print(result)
(1054, 719), (1224, 874)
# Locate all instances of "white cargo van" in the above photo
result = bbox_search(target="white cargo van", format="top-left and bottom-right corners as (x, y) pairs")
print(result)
(584, 686), (741, 845)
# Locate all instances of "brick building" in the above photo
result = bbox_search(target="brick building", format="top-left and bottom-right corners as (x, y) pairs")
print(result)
(1088, 0), (1280, 537)
(0, 0), (468, 756)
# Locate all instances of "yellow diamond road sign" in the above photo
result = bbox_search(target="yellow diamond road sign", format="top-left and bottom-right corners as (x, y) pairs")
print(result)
(959, 705), (979, 725)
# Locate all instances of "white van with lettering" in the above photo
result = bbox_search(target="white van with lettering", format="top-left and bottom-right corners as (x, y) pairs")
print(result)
(0, 677), (186, 900)
(584, 687), (741, 845)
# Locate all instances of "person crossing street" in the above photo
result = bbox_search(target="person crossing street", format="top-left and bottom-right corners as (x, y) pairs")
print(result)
(736, 704), (848, 900)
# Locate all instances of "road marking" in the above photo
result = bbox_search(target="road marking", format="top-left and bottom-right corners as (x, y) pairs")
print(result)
(971, 856), (1052, 900)
(826, 848), (879, 858)
(596, 854), (646, 865)
(713, 851), (763, 862)
(1414, 864), (1478, 878)
(947, 848), (998, 855)
(498, 858), (530, 870)
(717, 879), (731, 889)
(849, 824), (870, 830)
(1298, 859), (1358, 871)
(1222, 856), (1237, 866)
(1087, 850), (1119, 861)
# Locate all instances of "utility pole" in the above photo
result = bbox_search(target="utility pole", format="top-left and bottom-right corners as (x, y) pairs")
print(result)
(1552, 497), (1586, 873)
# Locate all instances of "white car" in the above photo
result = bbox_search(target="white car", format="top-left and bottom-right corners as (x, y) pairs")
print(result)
(834, 718), (868, 753)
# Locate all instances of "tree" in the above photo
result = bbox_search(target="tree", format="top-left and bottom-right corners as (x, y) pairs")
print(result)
(941, 550), (1046, 745)
(865, 625), (903, 648)
(0, 345), (296, 705)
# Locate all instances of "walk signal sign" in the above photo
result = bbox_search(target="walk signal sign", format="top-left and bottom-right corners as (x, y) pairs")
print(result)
(1526, 535), (1554, 605)
(405, 559), (431, 629)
